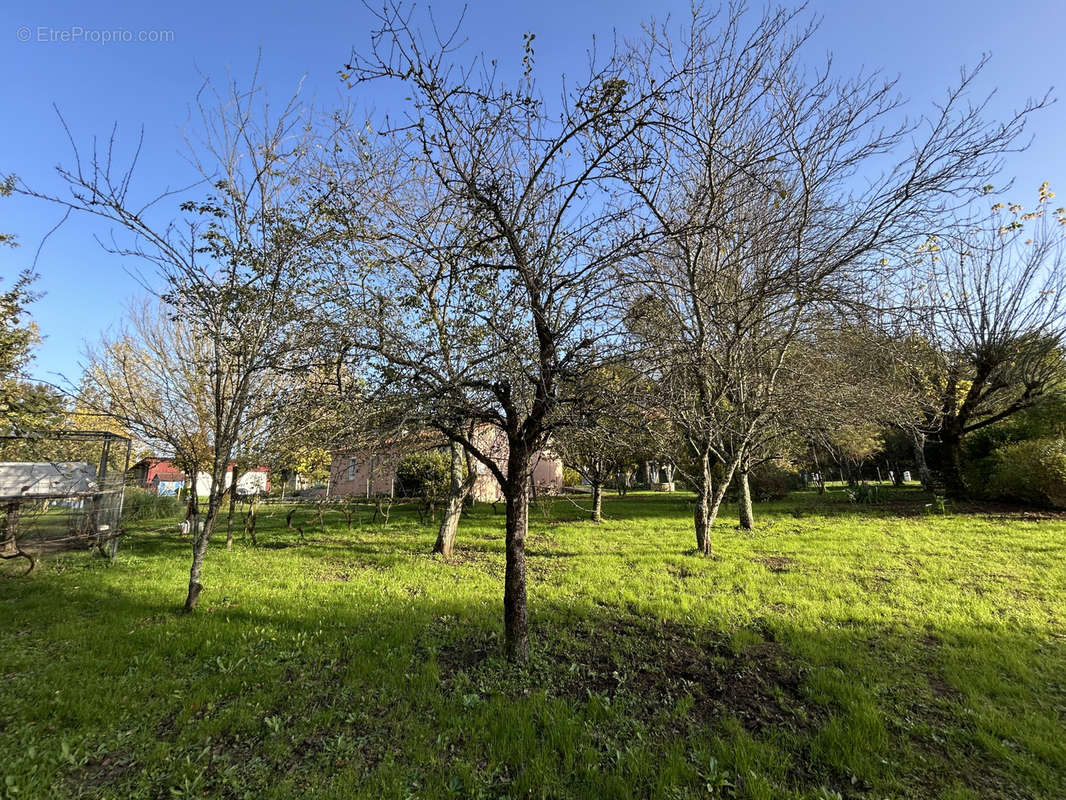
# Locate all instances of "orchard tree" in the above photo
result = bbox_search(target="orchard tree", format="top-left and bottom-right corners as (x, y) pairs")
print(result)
(0, 271), (66, 434)
(616, 4), (1042, 554)
(27, 76), (321, 611)
(905, 187), (1066, 497)
(334, 1), (663, 660)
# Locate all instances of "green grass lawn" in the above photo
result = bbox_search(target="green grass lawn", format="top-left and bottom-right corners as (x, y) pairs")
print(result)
(1, 487), (1064, 799)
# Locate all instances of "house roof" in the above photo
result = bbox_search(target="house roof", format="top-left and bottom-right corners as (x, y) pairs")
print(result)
(0, 462), (97, 499)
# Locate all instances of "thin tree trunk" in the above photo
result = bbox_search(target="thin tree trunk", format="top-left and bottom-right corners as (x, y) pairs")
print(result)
(708, 458), (740, 527)
(694, 450), (713, 555)
(244, 496), (258, 546)
(738, 469), (754, 530)
(183, 490), (219, 612)
(2, 501), (19, 555)
(225, 484), (237, 550)
(503, 448), (531, 663)
(913, 431), (932, 490)
(433, 440), (476, 557)
(591, 481), (603, 523)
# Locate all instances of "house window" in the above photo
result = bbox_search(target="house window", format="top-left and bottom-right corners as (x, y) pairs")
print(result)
(347, 458), (356, 481)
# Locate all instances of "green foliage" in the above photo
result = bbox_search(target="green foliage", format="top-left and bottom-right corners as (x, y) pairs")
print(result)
(987, 438), (1066, 508)
(748, 463), (799, 502)
(963, 395), (1066, 491)
(395, 450), (451, 500)
(0, 174), (16, 248)
(562, 467), (582, 487)
(847, 484), (883, 504)
(121, 488), (183, 522)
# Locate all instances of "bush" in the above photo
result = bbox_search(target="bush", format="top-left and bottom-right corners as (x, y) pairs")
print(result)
(748, 462), (799, 502)
(847, 484), (883, 504)
(122, 488), (183, 522)
(561, 467), (582, 487)
(395, 451), (452, 500)
(987, 438), (1066, 508)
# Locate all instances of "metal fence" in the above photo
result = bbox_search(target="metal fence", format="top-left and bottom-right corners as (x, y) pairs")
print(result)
(0, 431), (131, 572)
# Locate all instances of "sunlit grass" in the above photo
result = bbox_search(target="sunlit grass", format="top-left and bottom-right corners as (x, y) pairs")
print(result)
(1, 486), (1063, 798)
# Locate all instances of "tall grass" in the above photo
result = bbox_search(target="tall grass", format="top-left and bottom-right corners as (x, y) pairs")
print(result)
(121, 487), (183, 522)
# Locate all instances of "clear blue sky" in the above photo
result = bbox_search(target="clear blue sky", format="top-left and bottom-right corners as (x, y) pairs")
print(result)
(2, 0), (1064, 386)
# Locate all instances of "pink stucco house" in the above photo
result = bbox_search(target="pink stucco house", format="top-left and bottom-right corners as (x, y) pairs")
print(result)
(328, 427), (563, 502)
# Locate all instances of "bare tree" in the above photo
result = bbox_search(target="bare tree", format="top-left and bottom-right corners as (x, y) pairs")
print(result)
(904, 187), (1066, 497)
(617, 4), (1042, 554)
(24, 75), (321, 610)
(333, 2), (661, 660)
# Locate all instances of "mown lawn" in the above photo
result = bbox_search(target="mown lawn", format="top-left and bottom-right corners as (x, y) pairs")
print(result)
(1, 487), (1064, 799)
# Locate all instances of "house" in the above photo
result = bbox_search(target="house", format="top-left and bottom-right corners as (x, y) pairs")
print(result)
(193, 465), (271, 497)
(128, 458), (185, 494)
(128, 458), (271, 497)
(151, 468), (187, 496)
(329, 427), (563, 502)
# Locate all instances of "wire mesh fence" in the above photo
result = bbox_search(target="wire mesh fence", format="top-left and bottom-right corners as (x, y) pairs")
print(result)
(0, 431), (131, 572)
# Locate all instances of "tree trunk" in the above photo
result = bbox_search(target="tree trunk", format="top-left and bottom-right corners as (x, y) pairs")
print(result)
(940, 427), (967, 499)
(694, 450), (713, 555)
(502, 448), (531, 663)
(433, 440), (475, 557)
(591, 481), (603, 523)
(738, 469), (754, 530)
(2, 501), (19, 555)
(695, 453), (740, 554)
(225, 484), (237, 550)
(912, 431), (932, 490)
(183, 492), (218, 612)
(244, 496), (258, 546)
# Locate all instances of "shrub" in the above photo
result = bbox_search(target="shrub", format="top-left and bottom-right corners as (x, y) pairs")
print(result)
(122, 488), (183, 522)
(395, 451), (452, 500)
(847, 484), (883, 504)
(748, 462), (799, 502)
(561, 467), (582, 487)
(987, 438), (1066, 508)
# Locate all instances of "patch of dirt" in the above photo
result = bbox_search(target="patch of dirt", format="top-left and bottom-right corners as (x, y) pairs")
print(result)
(68, 751), (138, 792)
(595, 620), (817, 733)
(315, 569), (351, 582)
(920, 633), (942, 648)
(667, 563), (698, 580)
(756, 555), (794, 573)
(435, 627), (500, 674)
(446, 548), (504, 578)
(958, 501), (1066, 521)
(928, 675), (960, 699)
(426, 616), (821, 736)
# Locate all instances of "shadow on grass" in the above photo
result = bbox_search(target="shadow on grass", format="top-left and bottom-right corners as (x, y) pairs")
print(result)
(3, 550), (1063, 800)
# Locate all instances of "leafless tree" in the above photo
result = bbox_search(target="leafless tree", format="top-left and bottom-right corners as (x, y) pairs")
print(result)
(332, 1), (664, 660)
(616, 3), (1042, 553)
(23, 74), (322, 610)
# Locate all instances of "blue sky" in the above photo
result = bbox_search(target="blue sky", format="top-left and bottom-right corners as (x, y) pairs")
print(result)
(2, 0), (1064, 386)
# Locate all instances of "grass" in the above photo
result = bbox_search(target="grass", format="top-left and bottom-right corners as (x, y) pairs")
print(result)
(1, 486), (1064, 799)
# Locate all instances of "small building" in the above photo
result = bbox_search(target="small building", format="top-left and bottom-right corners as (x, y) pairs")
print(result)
(194, 465), (271, 497)
(329, 427), (563, 502)
(128, 458), (185, 492)
(150, 469), (186, 496)
(129, 458), (270, 497)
